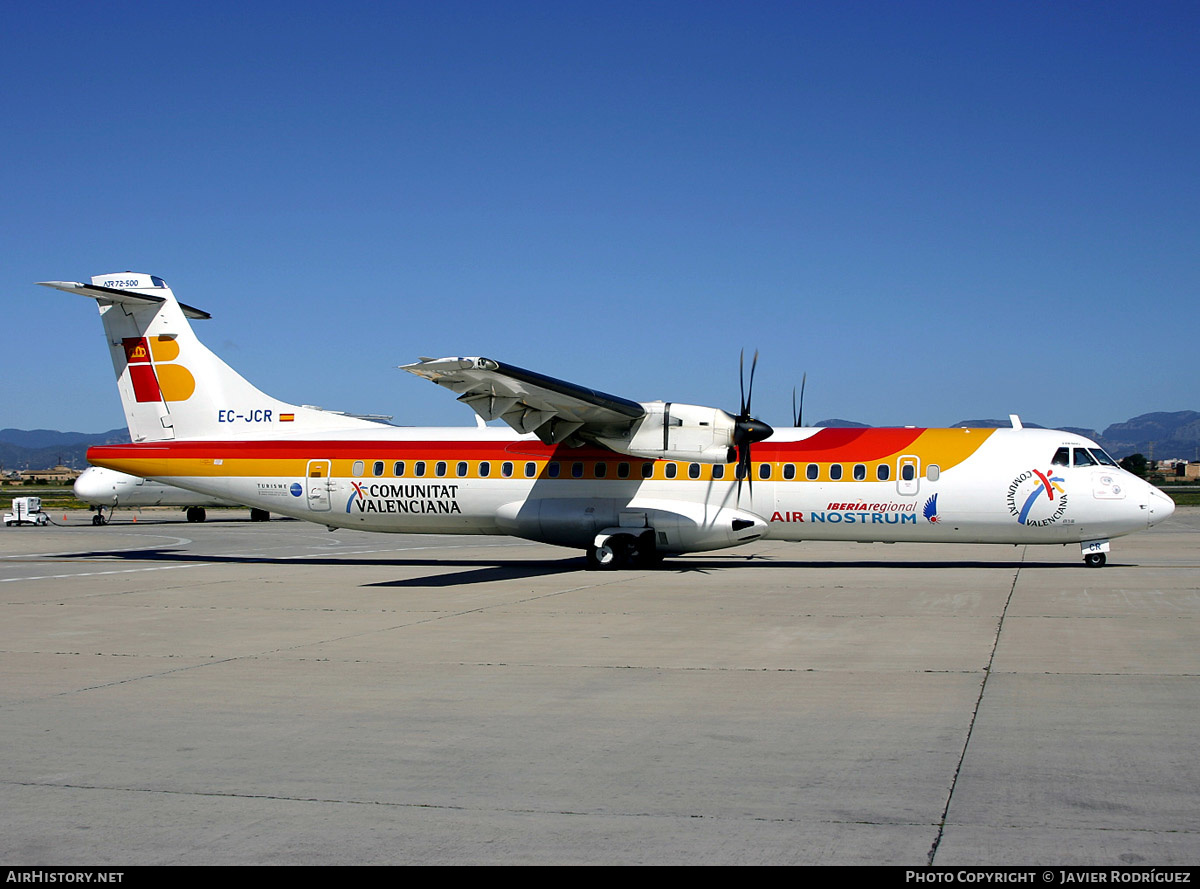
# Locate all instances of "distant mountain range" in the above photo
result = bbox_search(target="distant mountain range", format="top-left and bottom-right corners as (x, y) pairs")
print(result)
(2, 412), (1198, 470)
(0, 428), (128, 472)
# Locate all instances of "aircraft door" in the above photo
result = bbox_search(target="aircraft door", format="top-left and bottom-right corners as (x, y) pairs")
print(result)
(305, 460), (333, 512)
(897, 455), (920, 496)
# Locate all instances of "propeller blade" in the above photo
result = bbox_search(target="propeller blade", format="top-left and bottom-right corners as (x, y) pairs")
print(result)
(793, 372), (807, 427)
(739, 349), (747, 417)
(732, 349), (770, 506)
(746, 349), (758, 415)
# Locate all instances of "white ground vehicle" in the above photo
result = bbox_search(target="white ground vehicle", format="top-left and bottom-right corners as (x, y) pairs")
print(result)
(4, 497), (50, 526)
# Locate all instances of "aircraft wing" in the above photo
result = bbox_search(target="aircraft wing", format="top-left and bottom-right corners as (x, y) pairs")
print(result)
(401, 356), (645, 446)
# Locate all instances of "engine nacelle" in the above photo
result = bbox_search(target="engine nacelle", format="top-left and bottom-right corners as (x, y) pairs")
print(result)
(594, 402), (736, 464)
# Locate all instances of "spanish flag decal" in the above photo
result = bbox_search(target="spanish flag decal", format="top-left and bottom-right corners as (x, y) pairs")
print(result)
(280, 413), (295, 422)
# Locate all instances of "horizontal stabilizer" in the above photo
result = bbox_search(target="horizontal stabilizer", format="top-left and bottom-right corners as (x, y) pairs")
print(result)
(37, 280), (212, 320)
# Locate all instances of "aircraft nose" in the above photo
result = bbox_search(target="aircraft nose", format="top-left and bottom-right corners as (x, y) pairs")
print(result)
(73, 468), (114, 504)
(1144, 485), (1176, 527)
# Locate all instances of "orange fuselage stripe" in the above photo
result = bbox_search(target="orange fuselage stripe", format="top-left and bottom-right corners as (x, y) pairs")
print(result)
(87, 428), (994, 482)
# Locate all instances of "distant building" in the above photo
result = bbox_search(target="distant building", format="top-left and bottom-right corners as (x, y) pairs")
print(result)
(17, 464), (82, 484)
(1157, 459), (1200, 481)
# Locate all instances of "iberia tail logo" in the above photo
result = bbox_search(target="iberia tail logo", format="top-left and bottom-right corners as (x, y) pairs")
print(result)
(123, 337), (195, 403)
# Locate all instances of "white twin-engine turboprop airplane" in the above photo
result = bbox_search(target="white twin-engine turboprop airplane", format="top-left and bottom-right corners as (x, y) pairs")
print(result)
(42, 272), (1174, 569)
(73, 465), (258, 525)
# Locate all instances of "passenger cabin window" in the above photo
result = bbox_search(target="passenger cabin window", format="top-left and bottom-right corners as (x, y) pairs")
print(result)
(829, 464), (843, 481)
(641, 462), (654, 479)
(414, 461), (426, 477)
(372, 461), (384, 477)
(783, 464), (796, 480)
(806, 464), (819, 481)
(665, 463), (677, 479)
(479, 462), (490, 477)
(352, 460), (365, 477)
(456, 461), (468, 477)
(1051, 447), (1071, 467)
(758, 464), (771, 480)
(571, 462), (584, 478)
(712, 464), (725, 480)
(1073, 448), (1097, 467)
(617, 462), (630, 478)
(688, 463), (700, 479)
(435, 461), (447, 477)
(927, 464), (940, 481)
(547, 462), (560, 478)
(595, 462), (607, 478)
(501, 462), (513, 478)
(852, 464), (866, 481)
(876, 464), (890, 481)
(524, 462), (536, 478)
(393, 461), (405, 477)
(900, 463), (915, 481)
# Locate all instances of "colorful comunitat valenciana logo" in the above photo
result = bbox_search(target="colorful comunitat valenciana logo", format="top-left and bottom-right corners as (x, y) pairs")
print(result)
(345, 481), (463, 515)
(122, 337), (195, 403)
(1006, 468), (1068, 526)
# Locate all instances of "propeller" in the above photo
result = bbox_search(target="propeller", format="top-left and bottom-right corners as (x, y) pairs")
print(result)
(732, 349), (774, 502)
(792, 372), (807, 427)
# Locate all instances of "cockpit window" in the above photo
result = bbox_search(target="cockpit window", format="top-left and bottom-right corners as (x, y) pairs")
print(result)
(150, 276), (167, 288)
(1089, 448), (1118, 466)
(1073, 448), (1097, 467)
(1051, 448), (1070, 467)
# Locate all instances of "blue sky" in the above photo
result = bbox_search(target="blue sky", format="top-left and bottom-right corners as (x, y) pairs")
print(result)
(3, 1), (1196, 434)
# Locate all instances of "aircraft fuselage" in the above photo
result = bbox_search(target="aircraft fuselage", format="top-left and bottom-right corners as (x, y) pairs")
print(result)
(86, 424), (1172, 556)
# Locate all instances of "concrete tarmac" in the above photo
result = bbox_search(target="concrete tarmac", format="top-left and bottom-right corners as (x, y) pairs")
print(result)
(2, 507), (1198, 865)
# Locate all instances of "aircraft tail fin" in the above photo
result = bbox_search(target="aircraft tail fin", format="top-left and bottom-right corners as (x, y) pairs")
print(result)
(40, 273), (386, 442)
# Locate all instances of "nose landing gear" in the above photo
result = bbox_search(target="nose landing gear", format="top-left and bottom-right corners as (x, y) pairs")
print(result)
(1082, 539), (1110, 568)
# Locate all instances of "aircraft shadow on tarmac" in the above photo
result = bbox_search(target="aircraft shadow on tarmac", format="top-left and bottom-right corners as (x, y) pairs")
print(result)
(372, 557), (1091, 587)
(55, 547), (1093, 587)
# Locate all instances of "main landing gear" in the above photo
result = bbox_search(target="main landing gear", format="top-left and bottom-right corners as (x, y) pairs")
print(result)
(188, 507), (270, 522)
(1084, 552), (1107, 568)
(585, 531), (663, 570)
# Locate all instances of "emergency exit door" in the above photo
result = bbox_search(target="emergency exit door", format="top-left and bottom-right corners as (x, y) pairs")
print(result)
(306, 460), (332, 511)
(897, 455), (920, 496)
